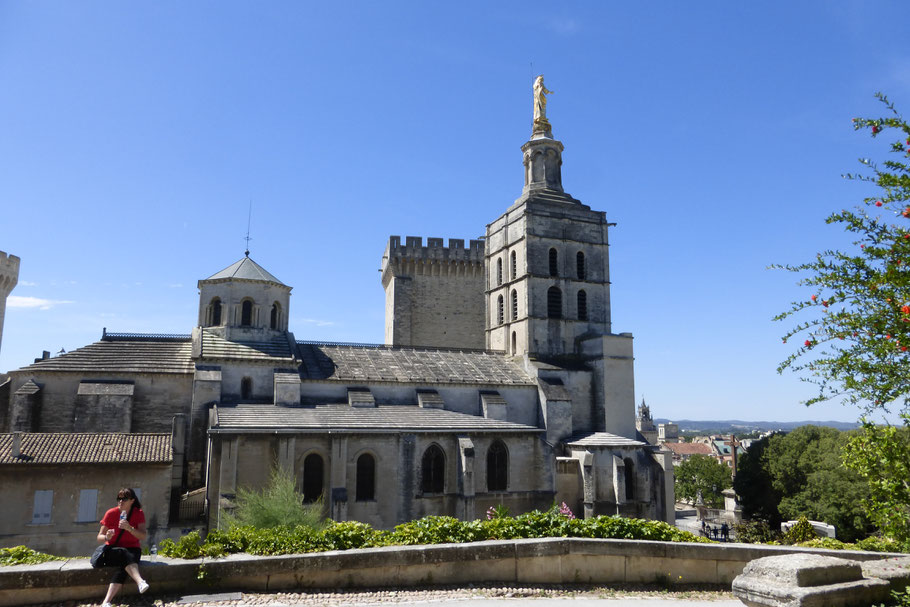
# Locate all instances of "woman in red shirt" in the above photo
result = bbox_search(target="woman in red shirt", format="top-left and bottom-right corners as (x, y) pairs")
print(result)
(96, 488), (149, 607)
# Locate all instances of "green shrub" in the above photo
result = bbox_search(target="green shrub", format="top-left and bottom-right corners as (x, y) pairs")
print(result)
(781, 516), (820, 544)
(734, 520), (782, 544)
(226, 467), (326, 531)
(158, 530), (203, 559)
(0, 546), (64, 566)
(321, 520), (386, 551)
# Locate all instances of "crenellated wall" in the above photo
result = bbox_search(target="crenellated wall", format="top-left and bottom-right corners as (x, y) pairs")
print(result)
(0, 251), (20, 358)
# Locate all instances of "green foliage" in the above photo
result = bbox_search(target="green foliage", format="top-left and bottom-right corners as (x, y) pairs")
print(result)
(0, 546), (64, 566)
(775, 93), (910, 412)
(781, 516), (820, 544)
(733, 520), (781, 544)
(226, 466), (326, 531)
(674, 454), (732, 508)
(158, 530), (203, 559)
(733, 437), (782, 528)
(843, 413), (910, 543)
(790, 535), (906, 553)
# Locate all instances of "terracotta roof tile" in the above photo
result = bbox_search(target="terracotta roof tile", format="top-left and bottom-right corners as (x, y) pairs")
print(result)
(0, 433), (172, 465)
(663, 442), (714, 456)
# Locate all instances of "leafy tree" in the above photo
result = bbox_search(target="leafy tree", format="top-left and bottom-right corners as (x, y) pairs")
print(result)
(774, 93), (910, 543)
(674, 454), (731, 508)
(733, 436), (782, 528)
(226, 466), (326, 530)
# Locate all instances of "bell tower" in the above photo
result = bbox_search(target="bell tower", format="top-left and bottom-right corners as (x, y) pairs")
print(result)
(0, 251), (20, 357)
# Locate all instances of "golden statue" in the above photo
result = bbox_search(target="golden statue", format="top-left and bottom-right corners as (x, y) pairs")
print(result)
(533, 75), (554, 123)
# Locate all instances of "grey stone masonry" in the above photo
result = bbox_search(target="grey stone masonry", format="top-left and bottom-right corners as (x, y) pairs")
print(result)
(382, 236), (485, 349)
(732, 553), (890, 607)
(0, 251), (19, 357)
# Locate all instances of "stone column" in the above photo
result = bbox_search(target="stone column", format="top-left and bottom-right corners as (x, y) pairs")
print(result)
(330, 437), (348, 522)
(457, 437), (475, 521)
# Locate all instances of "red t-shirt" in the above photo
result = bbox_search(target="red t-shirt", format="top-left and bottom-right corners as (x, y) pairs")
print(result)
(100, 506), (145, 549)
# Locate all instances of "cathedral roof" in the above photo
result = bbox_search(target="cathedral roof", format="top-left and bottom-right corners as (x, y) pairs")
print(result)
(296, 343), (536, 386)
(211, 403), (542, 433)
(0, 433), (172, 465)
(204, 255), (286, 285)
(565, 432), (648, 448)
(201, 329), (295, 361)
(15, 335), (194, 374)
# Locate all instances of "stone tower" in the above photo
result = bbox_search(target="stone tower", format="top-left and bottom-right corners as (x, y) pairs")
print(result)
(0, 251), (20, 357)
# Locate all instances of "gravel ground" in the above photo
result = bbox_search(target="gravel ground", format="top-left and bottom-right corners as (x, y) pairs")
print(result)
(48, 584), (735, 607)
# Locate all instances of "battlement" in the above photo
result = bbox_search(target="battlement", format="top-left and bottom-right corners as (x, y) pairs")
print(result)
(0, 251), (19, 293)
(384, 235), (485, 263)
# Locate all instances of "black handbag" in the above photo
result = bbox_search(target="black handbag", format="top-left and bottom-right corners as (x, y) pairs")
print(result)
(90, 504), (134, 568)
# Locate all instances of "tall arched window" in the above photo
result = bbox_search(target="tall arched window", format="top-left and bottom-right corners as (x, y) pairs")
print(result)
(549, 248), (558, 277)
(576, 251), (586, 280)
(487, 440), (508, 491)
(496, 258), (503, 286)
(241, 300), (253, 326)
(510, 251), (517, 279)
(211, 298), (222, 326)
(623, 457), (635, 501)
(547, 287), (562, 319)
(240, 377), (252, 400)
(270, 302), (280, 329)
(303, 453), (324, 503)
(421, 445), (445, 493)
(356, 453), (375, 501)
(511, 289), (518, 320)
(497, 295), (504, 325)
(577, 290), (588, 321)
(511, 331), (517, 354)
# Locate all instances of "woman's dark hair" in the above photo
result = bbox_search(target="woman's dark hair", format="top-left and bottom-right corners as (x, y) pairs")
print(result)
(117, 487), (142, 509)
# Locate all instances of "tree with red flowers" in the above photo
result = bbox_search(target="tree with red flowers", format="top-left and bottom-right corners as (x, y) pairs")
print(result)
(775, 93), (910, 545)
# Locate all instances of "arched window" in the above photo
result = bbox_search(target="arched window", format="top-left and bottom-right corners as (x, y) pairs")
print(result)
(496, 258), (503, 286)
(497, 295), (504, 325)
(511, 289), (518, 321)
(356, 453), (375, 501)
(577, 251), (586, 280)
(624, 457), (635, 501)
(240, 377), (252, 400)
(487, 440), (508, 491)
(549, 248), (558, 277)
(421, 445), (445, 493)
(511, 331), (517, 354)
(211, 298), (222, 326)
(303, 453), (324, 503)
(577, 290), (588, 321)
(510, 251), (517, 279)
(270, 302), (280, 329)
(547, 287), (562, 319)
(241, 300), (253, 326)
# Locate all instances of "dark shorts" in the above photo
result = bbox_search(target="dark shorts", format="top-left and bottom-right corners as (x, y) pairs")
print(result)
(106, 547), (141, 584)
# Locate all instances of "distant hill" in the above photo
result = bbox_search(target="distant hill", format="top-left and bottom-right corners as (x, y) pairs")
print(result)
(653, 419), (860, 435)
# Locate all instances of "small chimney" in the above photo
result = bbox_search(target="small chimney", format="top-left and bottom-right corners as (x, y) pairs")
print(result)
(11, 432), (21, 459)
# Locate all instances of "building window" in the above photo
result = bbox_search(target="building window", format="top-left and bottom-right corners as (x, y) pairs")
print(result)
(240, 377), (252, 400)
(577, 290), (588, 321)
(270, 302), (280, 330)
(241, 300), (253, 326)
(549, 248), (558, 277)
(356, 454), (375, 501)
(487, 440), (508, 491)
(76, 489), (98, 522)
(510, 251), (517, 280)
(577, 251), (586, 280)
(624, 457), (635, 501)
(421, 445), (445, 494)
(31, 490), (53, 525)
(511, 289), (518, 320)
(547, 287), (562, 319)
(497, 295), (504, 325)
(511, 331), (517, 354)
(303, 453), (324, 503)
(211, 298), (222, 326)
(497, 258), (503, 286)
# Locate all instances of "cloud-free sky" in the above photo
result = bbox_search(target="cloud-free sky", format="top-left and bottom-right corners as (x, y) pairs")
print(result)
(2, 1), (909, 423)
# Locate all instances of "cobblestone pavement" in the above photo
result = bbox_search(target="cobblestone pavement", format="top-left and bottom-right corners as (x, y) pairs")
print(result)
(54, 584), (737, 607)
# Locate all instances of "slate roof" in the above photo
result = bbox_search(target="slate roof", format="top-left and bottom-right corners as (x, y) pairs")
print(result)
(0, 433), (172, 465)
(664, 442), (714, 457)
(201, 329), (295, 361)
(15, 337), (194, 374)
(565, 432), (648, 448)
(212, 404), (543, 434)
(297, 343), (535, 386)
(204, 256), (286, 285)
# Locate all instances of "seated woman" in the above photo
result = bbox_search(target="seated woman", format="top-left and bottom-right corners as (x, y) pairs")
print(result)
(96, 488), (149, 607)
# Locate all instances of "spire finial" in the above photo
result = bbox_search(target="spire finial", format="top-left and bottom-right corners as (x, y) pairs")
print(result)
(244, 201), (252, 257)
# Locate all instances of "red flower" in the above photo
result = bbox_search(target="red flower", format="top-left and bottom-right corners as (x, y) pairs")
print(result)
(903, 346), (908, 352)
(822, 301), (829, 307)
(811, 295), (817, 302)
(902, 305), (909, 315)
(872, 125), (881, 134)
(876, 201), (883, 207)
(886, 334), (892, 340)
(804, 340), (812, 347)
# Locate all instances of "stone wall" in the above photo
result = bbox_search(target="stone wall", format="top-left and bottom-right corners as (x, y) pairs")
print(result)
(0, 538), (902, 607)
(0, 251), (20, 360)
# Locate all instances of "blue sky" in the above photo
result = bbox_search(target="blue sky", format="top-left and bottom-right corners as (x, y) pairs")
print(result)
(1, 2), (909, 423)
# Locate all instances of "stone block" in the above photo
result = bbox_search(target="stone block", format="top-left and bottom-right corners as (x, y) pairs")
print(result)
(732, 554), (890, 607)
(862, 556), (910, 592)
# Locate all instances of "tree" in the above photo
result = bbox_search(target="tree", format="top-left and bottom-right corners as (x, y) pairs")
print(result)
(226, 466), (326, 530)
(674, 454), (732, 508)
(732, 436), (781, 528)
(775, 94), (910, 544)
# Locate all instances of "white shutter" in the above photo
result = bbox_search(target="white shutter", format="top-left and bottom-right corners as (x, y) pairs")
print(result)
(76, 489), (98, 522)
(31, 490), (53, 524)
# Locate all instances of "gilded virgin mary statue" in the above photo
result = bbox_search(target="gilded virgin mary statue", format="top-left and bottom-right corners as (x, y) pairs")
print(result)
(532, 75), (554, 135)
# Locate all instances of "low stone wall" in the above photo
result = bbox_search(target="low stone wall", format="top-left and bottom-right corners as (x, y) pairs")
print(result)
(0, 538), (901, 607)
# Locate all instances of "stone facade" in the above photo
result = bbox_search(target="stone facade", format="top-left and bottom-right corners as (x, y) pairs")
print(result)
(0, 251), (19, 358)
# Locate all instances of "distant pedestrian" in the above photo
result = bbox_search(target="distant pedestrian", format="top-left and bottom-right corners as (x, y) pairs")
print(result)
(721, 523), (729, 541)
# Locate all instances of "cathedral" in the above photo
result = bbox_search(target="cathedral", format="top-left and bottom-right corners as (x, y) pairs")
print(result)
(0, 82), (673, 546)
